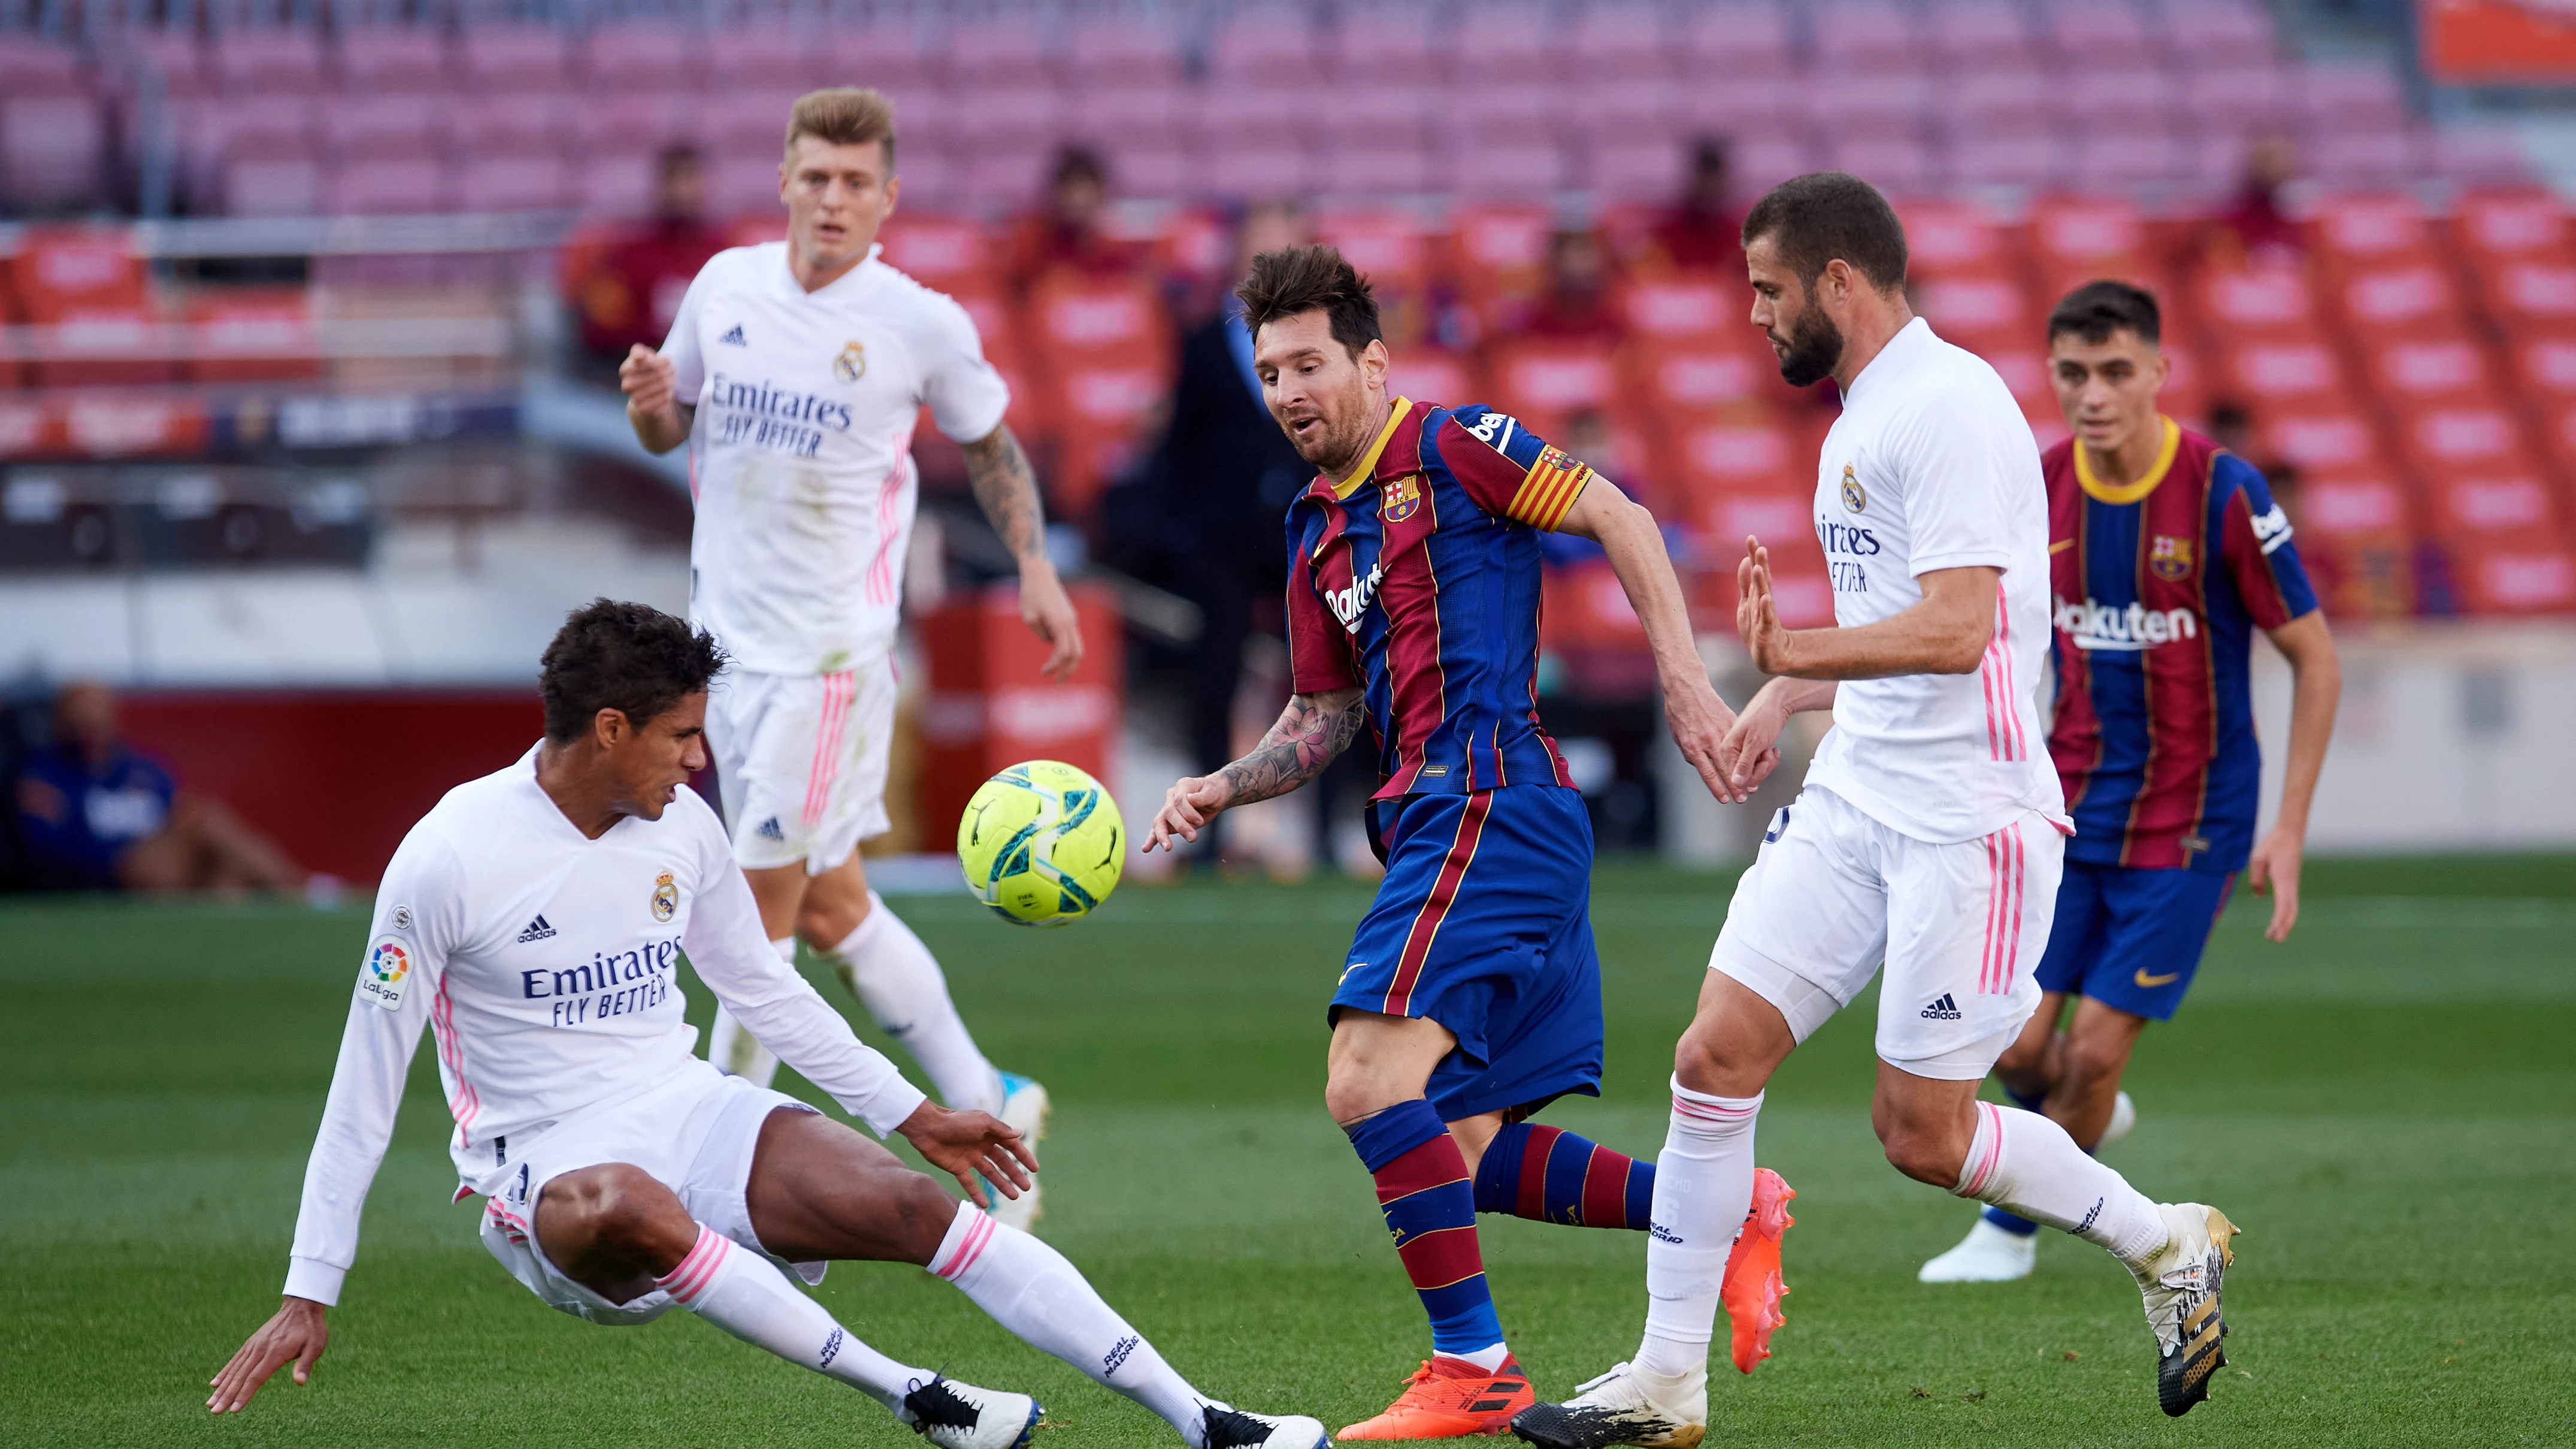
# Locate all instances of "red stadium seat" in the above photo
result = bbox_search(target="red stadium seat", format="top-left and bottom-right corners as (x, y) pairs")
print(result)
(1914, 272), (2036, 347)
(2445, 542), (2576, 614)
(7, 226), (175, 386)
(2396, 404), (2532, 477)
(2456, 187), (2569, 268)
(1628, 337), (1771, 418)
(1899, 197), (2021, 278)
(2427, 469), (2563, 540)
(2363, 334), (2493, 406)
(1616, 276), (1737, 341)
(1488, 337), (1621, 444)
(2197, 262), (2323, 341)
(2309, 190), (2436, 272)
(2223, 338), (2348, 409)
(1025, 271), (1174, 518)
(2289, 469), (2421, 616)
(2298, 472), (2415, 540)
(2334, 261), (2460, 341)
(2482, 260), (2576, 333)
(1386, 349), (1478, 408)
(1541, 557), (1651, 658)
(2030, 194), (2150, 293)
(1693, 490), (1834, 628)
(876, 213), (999, 295)
(2505, 330), (2576, 404)
(186, 288), (319, 383)
(2262, 407), (2381, 474)
(1312, 209), (1438, 297)
(1448, 204), (1553, 316)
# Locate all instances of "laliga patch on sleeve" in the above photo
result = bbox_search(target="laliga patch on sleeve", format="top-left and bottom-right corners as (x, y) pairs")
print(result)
(357, 933), (416, 1011)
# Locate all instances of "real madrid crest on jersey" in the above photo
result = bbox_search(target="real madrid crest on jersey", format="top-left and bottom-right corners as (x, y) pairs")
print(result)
(831, 340), (867, 385)
(1381, 472), (1424, 524)
(2150, 534), (2196, 580)
(651, 870), (679, 922)
(1840, 464), (1867, 513)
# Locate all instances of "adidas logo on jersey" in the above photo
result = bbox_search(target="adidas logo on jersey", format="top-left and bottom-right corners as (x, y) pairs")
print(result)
(1921, 993), (1963, 1021)
(515, 915), (557, 943)
(719, 325), (747, 346)
(755, 816), (786, 841)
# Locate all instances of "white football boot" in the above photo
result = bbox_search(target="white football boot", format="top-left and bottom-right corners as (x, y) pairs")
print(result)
(1918, 1214), (2041, 1282)
(1509, 1361), (1706, 1448)
(985, 1070), (1051, 1231)
(1197, 1403), (1331, 1449)
(2135, 1202), (2239, 1417)
(896, 1375), (1042, 1448)
(2097, 1090), (2138, 1149)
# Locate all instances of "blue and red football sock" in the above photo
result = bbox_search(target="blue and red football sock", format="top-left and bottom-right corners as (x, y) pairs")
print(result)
(1472, 1121), (1655, 1230)
(1984, 1085), (2050, 1237)
(1346, 1099), (1505, 1362)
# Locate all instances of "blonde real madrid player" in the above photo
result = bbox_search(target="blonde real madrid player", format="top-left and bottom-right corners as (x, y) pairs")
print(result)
(618, 88), (1064, 1226)
(1515, 175), (2239, 1449)
(206, 603), (1327, 1449)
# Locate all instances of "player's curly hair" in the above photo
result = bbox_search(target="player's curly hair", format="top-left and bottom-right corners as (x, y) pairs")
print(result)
(1741, 171), (1908, 294)
(539, 600), (728, 744)
(1235, 244), (1384, 357)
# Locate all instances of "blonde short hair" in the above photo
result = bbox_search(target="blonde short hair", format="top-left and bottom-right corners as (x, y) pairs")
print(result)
(785, 87), (897, 169)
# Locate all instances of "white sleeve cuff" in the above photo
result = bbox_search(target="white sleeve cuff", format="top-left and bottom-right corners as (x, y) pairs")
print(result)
(284, 1256), (347, 1307)
(850, 1080), (930, 1138)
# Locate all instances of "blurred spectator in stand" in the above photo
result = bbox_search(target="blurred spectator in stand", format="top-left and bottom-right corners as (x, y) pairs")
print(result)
(571, 145), (728, 379)
(13, 680), (322, 899)
(1006, 145), (1145, 293)
(1628, 137), (1743, 276)
(2202, 135), (2306, 272)
(1518, 229), (1627, 341)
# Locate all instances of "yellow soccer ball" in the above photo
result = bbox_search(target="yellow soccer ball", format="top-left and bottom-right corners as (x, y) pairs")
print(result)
(956, 760), (1125, 927)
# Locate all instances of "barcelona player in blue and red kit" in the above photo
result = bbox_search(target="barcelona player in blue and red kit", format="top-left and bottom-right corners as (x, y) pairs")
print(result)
(1921, 280), (2342, 1284)
(1147, 246), (1767, 1439)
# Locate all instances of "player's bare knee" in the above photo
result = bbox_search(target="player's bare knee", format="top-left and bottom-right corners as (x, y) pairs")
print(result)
(1879, 1126), (1965, 1188)
(884, 1173), (959, 1265)
(2060, 1036), (2130, 1094)
(1322, 1067), (1390, 1127)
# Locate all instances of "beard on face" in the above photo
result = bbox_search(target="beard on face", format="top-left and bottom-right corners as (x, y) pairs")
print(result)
(1772, 302), (1846, 389)
(1281, 394), (1374, 474)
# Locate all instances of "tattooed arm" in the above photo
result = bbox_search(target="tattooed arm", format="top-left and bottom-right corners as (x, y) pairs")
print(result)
(1144, 688), (1367, 853)
(961, 423), (1083, 679)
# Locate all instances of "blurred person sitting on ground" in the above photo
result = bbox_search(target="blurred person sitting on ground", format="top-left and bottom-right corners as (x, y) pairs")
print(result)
(1006, 144), (1143, 294)
(574, 144), (730, 379)
(1518, 229), (1627, 343)
(1628, 137), (1743, 276)
(2201, 135), (2305, 273)
(13, 679), (314, 897)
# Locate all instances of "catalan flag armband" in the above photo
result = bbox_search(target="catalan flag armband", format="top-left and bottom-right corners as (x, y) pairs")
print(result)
(1505, 444), (1592, 531)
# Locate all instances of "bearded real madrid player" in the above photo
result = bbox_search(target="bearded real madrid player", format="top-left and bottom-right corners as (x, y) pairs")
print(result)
(1517, 177), (2241, 1449)
(618, 88), (1064, 1227)
(206, 603), (1327, 1449)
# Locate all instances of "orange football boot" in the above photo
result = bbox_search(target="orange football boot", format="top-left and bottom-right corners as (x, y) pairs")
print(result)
(1720, 1167), (1797, 1374)
(1335, 1355), (1533, 1440)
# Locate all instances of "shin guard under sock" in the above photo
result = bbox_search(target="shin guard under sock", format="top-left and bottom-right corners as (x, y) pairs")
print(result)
(1346, 1099), (1506, 1364)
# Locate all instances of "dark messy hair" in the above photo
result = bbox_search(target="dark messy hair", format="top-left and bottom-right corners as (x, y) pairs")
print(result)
(2047, 279), (2163, 347)
(1234, 243), (1384, 356)
(539, 600), (727, 743)
(1740, 170), (1909, 292)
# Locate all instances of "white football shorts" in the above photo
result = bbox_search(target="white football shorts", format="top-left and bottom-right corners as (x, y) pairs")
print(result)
(706, 660), (899, 875)
(1710, 785), (2063, 1079)
(471, 1058), (819, 1325)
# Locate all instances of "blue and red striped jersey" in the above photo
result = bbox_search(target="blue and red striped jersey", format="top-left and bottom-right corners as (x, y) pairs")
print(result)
(1285, 397), (1583, 800)
(2045, 418), (2320, 873)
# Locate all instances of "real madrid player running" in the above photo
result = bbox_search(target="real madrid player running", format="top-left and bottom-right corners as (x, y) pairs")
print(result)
(1517, 176), (2242, 1449)
(619, 88), (1065, 1227)
(1917, 280), (2336, 1285)
(205, 601), (1324, 1449)
(1146, 246), (1775, 1441)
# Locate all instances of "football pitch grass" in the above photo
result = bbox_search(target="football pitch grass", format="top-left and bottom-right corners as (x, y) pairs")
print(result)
(5, 857), (2572, 1448)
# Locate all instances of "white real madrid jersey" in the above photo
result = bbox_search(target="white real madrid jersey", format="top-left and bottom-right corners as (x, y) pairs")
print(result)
(1800, 317), (2068, 845)
(663, 242), (1010, 676)
(283, 745), (928, 1306)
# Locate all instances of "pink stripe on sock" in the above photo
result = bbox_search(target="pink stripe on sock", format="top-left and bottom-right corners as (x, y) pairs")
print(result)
(932, 1212), (997, 1282)
(656, 1226), (731, 1303)
(1960, 1102), (2006, 1199)
(1671, 1092), (1756, 1123)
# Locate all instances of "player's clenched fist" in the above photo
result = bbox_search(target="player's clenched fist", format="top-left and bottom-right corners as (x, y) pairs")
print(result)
(619, 343), (676, 415)
(1144, 773), (1234, 853)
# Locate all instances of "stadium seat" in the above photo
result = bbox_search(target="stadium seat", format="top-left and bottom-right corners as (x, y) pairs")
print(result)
(2456, 187), (2569, 268)
(1950, 135), (2063, 191)
(453, 155), (573, 214)
(1899, 197), (2020, 278)
(2429, 128), (2532, 187)
(1542, 558), (1651, 661)
(2363, 335), (2493, 407)
(186, 287), (319, 383)
(2068, 131), (2183, 191)
(2505, 331), (2576, 407)
(828, 25), (939, 92)
(2039, 0), (2154, 58)
(1334, 10), (1440, 86)
(2197, 263), (2324, 341)
(574, 155), (656, 219)
(2483, 259), (2576, 334)
(1207, 14), (1326, 87)
(1449, 204), (1554, 316)
(2397, 404), (2532, 479)
(1811, 0), (1930, 78)
(2444, 541), (2576, 614)
(1451, 6), (1555, 84)
(1684, 75), (1809, 146)
(1928, 3), (2041, 70)
(1488, 337), (1622, 444)
(2334, 262), (2460, 342)
(1617, 275), (1738, 340)
(1317, 87), (1431, 163)
(1914, 273), (2036, 347)
(1693, 488), (1835, 628)
(580, 25), (698, 96)
(1677, 3), (1796, 73)
(460, 25), (572, 93)
(2310, 190), (2436, 270)
(2427, 469), (2563, 541)
(1824, 135), (1942, 197)
(1587, 138), (1693, 204)
(1948, 68), (2048, 142)
(2262, 407), (2381, 474)
(2296, 62), (2412, 137)
(326, 94), (447, 164)
(1067, 21), (1186, 88)
(2029, 194), (2151, 295)
(949, 21), (1055, 92)
(1387, 348), (1479, 407)
(223, 156), (324, 217)
(1568, 4), (1672, 84)
(1628, 337), (1772, 422)
(335, 27), (454, 94)
(2, 94), (107, 212)
(327, 158), (456, 216)
(215, 29), (329, 96)
(1068, 84), (1188, 155)
(450, 92), (572, 162)
(7, 226), (174, 388)
(2306, 129), (2427, 189)
(2289, 469), (2420, 616)
(2163, 1), (2280, 67)
(707, 28), (823, 93)
(2176, 61), (2290, 137)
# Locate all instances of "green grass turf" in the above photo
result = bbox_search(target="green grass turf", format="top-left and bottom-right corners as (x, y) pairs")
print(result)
(4, 854), (2572, 1447)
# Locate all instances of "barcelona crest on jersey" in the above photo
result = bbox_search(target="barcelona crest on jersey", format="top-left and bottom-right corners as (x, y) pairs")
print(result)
(2150, 534), (2194, 580)
(1382, 472), (1424, 524)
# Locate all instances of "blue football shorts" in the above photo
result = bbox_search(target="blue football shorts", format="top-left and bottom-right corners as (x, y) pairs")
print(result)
(2035, 860), (2237, 1021)
(1330, 784), (1605, 1124)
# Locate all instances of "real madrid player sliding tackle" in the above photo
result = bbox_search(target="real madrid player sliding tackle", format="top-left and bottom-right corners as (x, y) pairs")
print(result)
(1517, 175), (2239, 1449)
(1149, 246), (1777, 1442)
(620, 88), (1064, 1226)
(205, 601), (1325, 1449)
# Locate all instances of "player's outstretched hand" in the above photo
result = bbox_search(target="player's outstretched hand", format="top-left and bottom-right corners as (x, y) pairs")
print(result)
(208, 1296), (328, 1414)
(1664, 676), (1749, 804)
(1737, 536), (1797, 675)
(1018, 559), (1085, 680)
(2247, 824), (2303, 942)
(1143, 773), (1233, 853)
(897, 1102), (1037, 1211)
(617, 343), (676, 418)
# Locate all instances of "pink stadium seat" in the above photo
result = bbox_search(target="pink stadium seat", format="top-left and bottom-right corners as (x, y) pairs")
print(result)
(1810, 1), (1928, 78)
(1929, 4), (2039, 69)
(2296, 63), (2411, 135)
(1451, 139), (1567, 201)
(2081, 67), (2179, 113)
(1066, 84), (1187, 153)
(582, 26), (697, 96)
(1335, 11), (1439, 86)
(578, 153), (656, 217)
(954, 87), (1065, 153)
(116, 30), (211, 100)
(1824, 135), (1941, 196)
(454, 155), (571, 213)
(2176, 62), (2289, 137)
(1319, 87), (1430, 155)
(201, 93), (319, 175)
(2068, 131), (2181, 189)
(0, 33), (87, 95)
(1203, 139), (1315, 201)
(1948, 69), (2048, 138)
(337, 27), (453, 95)
(224, 156), (322, 216)
(2162, 1), (2279, 66)
(450, 93), (571, 162)
(704, 158), (792, 220)
(1101, 142), (1189, 202)
(1685, 77), (1810, 146)
(1067, 22), (1186, 88)
(827, 26), (937, 92)
(328, 157), (455, 215)
(1729, 136), (1816, 193)
(1571, 78), (1682, 146)
(1448, 86), (1569, 152)
(2040, 0), (2151, 57)
(460, 25), (571, 93)
(2429, 128), (2531, 187)
(2306, 129), (2426, 188)
(216, 29), (328, 96)
(949, 22), (1052, 91)
(3, 95), (105, 210)
(1208, 15), (1325, 87)
(573, 93), (700, 161)
(1677, 4), (1796, 72)
(1451, 6), (1554, 84)
(706, 89), (809, 158)
(1950, 135), (2061, 190)
(1815, 77), (1931, 145)
(708, 29), (822, 93)
(1192, 85), (1309, 153)
(1587, 138), (1689, 204)
(326, 94), (447, 164)
(1316, 141), (1434, 200)
(1568, 5), (1670, 84)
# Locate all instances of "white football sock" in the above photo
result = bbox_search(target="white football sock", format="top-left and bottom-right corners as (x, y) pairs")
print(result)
(826, 894), (1004, 1115)
(1956, 1101), (2169, 1268)
(706, 938), (794, 1088)
(656, 1224), (924, 1411)
(1634, 1077), (1763, 1380)
(926, 1200), (1214, 1444)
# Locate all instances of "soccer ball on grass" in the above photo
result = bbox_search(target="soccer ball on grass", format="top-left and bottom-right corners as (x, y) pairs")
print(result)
(957, 760), (1124, 927)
